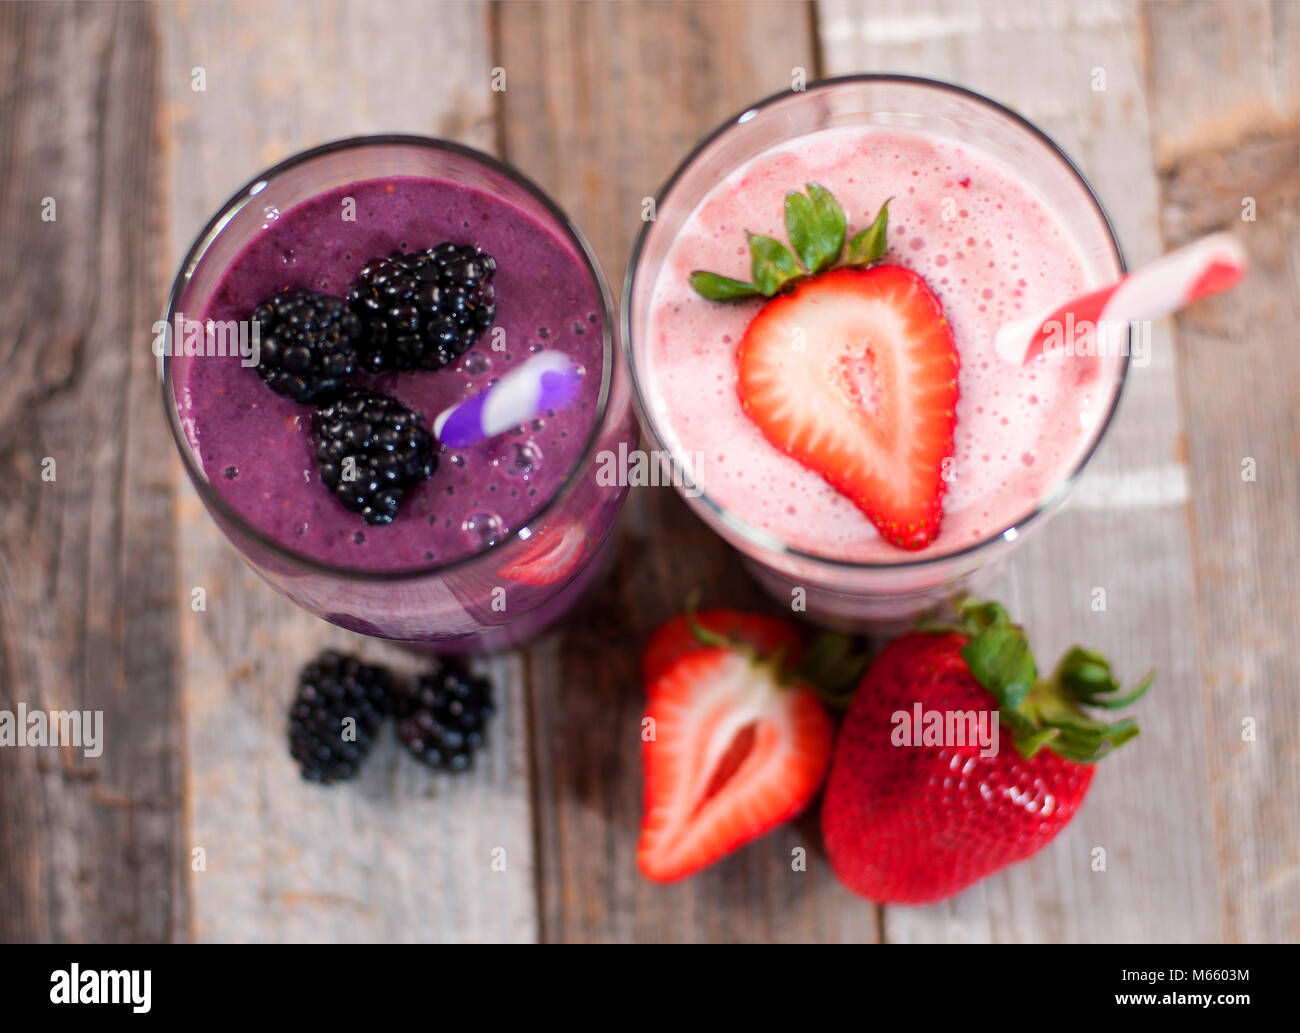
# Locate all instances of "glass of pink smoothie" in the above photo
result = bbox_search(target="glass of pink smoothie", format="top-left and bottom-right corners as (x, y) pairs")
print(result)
(624, 77), (1130, 625)
(163, 136), (635, 650)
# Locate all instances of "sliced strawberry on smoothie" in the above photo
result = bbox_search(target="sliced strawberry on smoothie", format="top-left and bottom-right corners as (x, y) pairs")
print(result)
(738, 266), (958, 549)
(638, 646), (833, 882)
(690, 188), (959, 550)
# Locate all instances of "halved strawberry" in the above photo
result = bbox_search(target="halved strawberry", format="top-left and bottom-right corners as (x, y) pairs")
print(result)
(737, 265), (959, 549)
(641, 609), (804, 688)
(496, 520), (588, 586)
(637, 647), (833, 882)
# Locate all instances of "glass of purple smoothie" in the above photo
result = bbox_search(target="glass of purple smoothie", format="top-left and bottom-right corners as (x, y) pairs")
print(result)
(162, 136), (635, 651)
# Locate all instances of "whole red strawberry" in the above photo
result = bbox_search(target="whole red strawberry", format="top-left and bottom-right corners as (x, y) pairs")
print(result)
(821, 600), (1152, 904)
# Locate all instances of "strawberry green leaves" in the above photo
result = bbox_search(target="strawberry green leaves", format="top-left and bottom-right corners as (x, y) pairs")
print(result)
(748, 233), (801, 295)
(846, 198), (891, 266)
(783, 191), (820, 274)
(785, 184), (846, 275)
(687, 271), (763, 301)
(920, 598), (1154, 764)
(796, 631), (873, 710)
(689, 185), (891, 302)
(960, 617), (1037, 710)
(1055, 646), (1155, 710)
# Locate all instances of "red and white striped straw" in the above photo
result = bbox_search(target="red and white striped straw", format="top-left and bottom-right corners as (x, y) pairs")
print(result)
(995, 232), (1248, 365)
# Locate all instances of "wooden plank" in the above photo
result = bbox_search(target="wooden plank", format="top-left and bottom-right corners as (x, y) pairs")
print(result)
(0, 2), (186, 942)
(159, 0), (537, 943)
(1143, 0), (1300, 943)
(1142, 0), (1299, 169)
(818, 0), (1222, 942)
(499, 0), (883, 942)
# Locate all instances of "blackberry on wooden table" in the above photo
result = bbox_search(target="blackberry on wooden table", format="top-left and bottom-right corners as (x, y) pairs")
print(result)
(288, 651), (393, 784)
(395, 661), (496, 772)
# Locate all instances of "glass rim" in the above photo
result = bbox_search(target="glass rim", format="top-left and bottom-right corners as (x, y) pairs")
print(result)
(621, 73), (1132, 575)
(161, 133), (616, 583)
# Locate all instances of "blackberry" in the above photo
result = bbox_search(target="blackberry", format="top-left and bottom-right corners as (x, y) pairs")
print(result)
(312, 387), (436, 525)
(347, 243), (497, 373)
(396, 661), (496, 772)
(252, 289), (362, 402)
(288, 651), (393, 784)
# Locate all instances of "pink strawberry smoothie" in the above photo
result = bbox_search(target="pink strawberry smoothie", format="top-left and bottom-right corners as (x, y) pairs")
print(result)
(644, 126), (1123, 562)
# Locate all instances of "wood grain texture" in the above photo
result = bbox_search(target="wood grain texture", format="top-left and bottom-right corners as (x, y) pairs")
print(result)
(1143, 1), (1300, 943)
(819, 0), (1221, 942)
(160, 0), (537, 943)
(0, 2), (186, 943)
(1142, 0), (1299, 168)
(498, 0), (883, 943)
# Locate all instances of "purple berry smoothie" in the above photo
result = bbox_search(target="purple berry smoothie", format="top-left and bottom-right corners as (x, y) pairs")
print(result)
(180, 177), (605, 573)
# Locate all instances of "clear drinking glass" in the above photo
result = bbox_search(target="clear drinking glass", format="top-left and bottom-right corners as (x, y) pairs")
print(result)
(623, 76), (1130, 626)
(163, 136), (636, 651)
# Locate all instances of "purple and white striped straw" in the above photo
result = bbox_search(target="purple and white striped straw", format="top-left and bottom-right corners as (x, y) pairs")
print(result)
(433, 350), (585, 449)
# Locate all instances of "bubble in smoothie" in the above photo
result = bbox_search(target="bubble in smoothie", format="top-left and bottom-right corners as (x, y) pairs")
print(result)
(493, 440), (543, 480)
(461, 351), (492, 375)
(462, 512), (504, 548)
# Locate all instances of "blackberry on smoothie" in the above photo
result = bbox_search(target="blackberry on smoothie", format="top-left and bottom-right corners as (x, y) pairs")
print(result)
(185, 176), (604, 570)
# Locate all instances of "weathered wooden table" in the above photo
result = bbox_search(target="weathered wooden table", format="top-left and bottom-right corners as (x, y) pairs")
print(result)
(1, 0), (1296, 943)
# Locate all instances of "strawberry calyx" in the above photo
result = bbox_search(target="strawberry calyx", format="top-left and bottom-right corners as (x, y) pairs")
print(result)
(681, 593), (869, 710)
(920, 599), (1154, 764)
(794, 632), (872, 710)
(680, 591), (763, 653)
(682, 602), (789, 685)
(689, 185), (892, 301)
